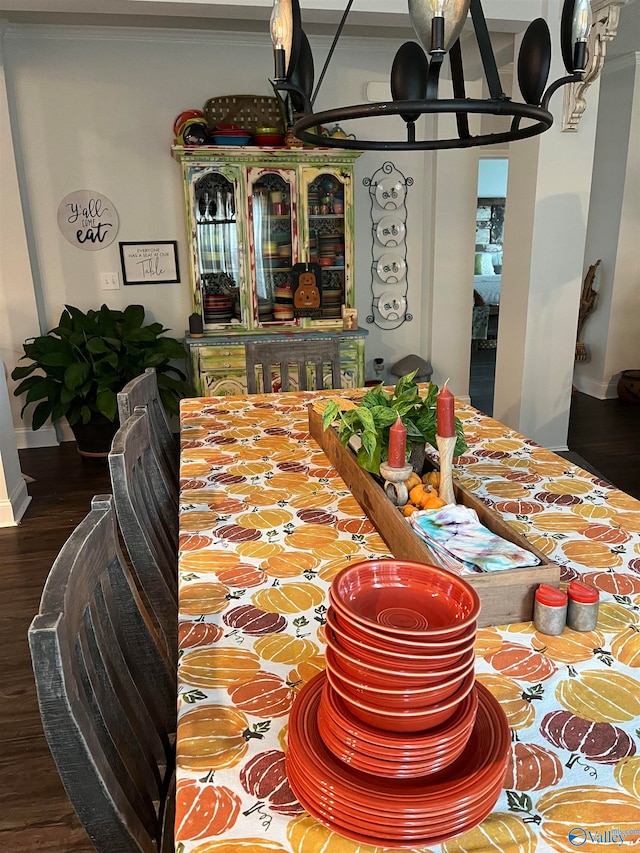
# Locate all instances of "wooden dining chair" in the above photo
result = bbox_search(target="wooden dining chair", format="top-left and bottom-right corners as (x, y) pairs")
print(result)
(245, 337), (342, 393)
(28, 495), (176, 853)
(108, 408), (177, 661)
(117, 368), (179, 500)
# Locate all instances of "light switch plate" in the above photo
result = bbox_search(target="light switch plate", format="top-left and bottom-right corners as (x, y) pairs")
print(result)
(100, 272), (120, 290)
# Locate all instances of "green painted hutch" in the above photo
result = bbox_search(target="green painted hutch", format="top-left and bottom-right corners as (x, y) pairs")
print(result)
(172, 145), (366, 395)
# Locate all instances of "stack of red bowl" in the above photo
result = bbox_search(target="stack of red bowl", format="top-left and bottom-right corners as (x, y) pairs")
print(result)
(286, 560), (511, 847)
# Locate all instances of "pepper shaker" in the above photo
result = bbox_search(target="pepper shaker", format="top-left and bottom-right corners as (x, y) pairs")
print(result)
(533, 584), (567, 636)
(567, 580), (600, 632)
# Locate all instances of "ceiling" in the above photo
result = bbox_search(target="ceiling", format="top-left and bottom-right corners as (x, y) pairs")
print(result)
(0, 0), (542, 38)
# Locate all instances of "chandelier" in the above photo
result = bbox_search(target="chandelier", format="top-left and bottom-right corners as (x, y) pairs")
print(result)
(269, 0), (592, 150)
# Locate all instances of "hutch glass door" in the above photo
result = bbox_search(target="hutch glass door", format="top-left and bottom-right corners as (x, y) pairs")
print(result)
(193, 168), (244, 329)
(305, 170), (347, 322)
(248, 168), (296, 326)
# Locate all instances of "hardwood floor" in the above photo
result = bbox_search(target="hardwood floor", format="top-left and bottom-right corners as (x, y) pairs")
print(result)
(470, 346), (640, 499)
(1, 396), (638, 850)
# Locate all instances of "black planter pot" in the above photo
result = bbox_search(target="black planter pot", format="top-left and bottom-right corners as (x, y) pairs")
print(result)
(70, 416), (118, 459)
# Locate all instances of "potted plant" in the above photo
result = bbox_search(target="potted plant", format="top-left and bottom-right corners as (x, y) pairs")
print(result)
(11, 303), (194, 455)
(321, 371), (467, 475)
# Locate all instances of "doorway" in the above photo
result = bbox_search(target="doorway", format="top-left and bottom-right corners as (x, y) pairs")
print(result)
(469, 158), (508, 416)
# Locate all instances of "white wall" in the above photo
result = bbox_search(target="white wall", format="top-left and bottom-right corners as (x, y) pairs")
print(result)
(573, 44), (640, 396)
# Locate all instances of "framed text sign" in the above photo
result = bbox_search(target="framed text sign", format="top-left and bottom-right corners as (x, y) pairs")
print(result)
(57, 190), (119, 250)
(119, 241), (180, 285)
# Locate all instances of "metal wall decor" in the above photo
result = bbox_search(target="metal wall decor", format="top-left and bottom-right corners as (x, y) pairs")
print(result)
(364, 162), (413, 330)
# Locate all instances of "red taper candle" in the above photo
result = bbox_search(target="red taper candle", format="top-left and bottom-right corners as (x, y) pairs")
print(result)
(437, 385), (455, 438)
(387, 416), (407, 468)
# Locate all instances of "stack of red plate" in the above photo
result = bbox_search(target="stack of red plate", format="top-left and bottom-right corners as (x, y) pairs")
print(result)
(285, 560), (510, 847)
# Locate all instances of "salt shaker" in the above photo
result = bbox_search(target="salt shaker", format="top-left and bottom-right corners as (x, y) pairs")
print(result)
(567, 579), (600, 632)
(533, 584), (567, 635)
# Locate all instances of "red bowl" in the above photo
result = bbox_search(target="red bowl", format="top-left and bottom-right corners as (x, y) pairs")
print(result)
(325, 666), (475, 732)
(321, 679), (479, 753)
(326, 629), (476, 688)
(327, 651), (476, 712)
(254, 133), (284, 146)
(329, 589), (477, 655)
(331, 560), (481, 639)
(326, 608), (475, 669)
(325, 646), (474, 709)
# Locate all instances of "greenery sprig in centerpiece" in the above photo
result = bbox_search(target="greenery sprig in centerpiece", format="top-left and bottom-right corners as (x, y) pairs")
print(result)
(322, 370), (468, 475)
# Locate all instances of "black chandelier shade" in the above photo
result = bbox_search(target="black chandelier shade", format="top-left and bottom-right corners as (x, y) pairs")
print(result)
(269, 0), (591, 151)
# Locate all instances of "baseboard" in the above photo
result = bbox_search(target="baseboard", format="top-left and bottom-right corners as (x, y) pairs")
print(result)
(572, 374), (618, 400)
(0, 476), (32, 527)
(14, 425), (59, 449)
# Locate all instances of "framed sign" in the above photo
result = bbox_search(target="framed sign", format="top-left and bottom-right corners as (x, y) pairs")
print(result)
(57, 190), (119, 251)
(119, 241), (180, 285)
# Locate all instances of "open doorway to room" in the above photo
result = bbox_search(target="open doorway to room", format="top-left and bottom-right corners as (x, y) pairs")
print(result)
(469, 158), (508, 416)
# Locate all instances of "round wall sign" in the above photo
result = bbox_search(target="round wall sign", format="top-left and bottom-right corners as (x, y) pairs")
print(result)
(57, 190), (119, 250)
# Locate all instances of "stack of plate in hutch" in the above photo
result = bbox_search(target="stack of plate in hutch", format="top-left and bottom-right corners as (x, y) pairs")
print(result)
(286, 560), (510, 847)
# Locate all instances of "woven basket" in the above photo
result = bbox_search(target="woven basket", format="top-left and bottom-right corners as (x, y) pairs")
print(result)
(203, 95), (285, 133)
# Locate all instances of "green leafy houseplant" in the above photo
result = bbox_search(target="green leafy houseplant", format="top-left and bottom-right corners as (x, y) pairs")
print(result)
(11, 304), (194, 431)
(321, 371), (468, 474)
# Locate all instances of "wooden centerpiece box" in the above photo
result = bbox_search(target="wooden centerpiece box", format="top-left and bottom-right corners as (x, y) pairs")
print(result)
(308, 404), (560, 628)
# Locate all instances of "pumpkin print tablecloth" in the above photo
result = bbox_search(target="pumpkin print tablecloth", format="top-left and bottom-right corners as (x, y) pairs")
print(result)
(176, 389), (640, 853)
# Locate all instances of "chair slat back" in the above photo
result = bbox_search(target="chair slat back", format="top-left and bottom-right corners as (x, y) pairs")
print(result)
(109, 409), (177, 660)
(28, 496), (175, 853)
(117, 368), (178, 499)
(245, 338), (342, 393)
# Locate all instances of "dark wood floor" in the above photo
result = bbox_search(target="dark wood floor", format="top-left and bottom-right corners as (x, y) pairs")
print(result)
(1, 394), (638, 851)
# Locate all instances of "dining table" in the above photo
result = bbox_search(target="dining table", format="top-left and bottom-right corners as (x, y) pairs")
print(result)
(175, 386), (640, 853)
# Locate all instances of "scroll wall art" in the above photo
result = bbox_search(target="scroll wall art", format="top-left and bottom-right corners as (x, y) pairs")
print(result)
(363, 162), (413, 329)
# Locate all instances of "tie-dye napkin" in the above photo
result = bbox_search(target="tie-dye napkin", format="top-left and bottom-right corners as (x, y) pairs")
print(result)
(409, 503), (540, 573)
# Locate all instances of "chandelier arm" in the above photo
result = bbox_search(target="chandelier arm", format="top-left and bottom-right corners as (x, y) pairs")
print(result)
(449, 39), (471, 139)
(272, 79), (313, 115)
(310, 0), (355, 107)
(426, 54), (444, 101)
(541, 71), (582, 111)
(469, 0), (505, 101)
